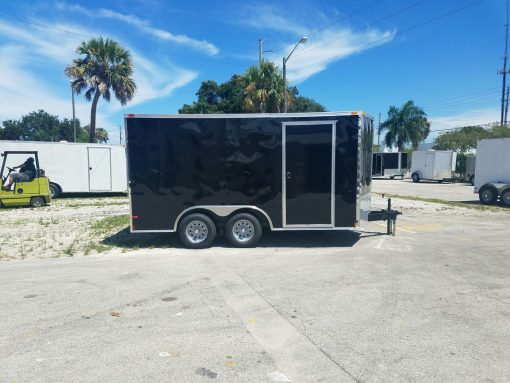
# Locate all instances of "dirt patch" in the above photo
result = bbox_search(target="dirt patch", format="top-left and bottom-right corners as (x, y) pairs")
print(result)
(0, 196), (130, 260)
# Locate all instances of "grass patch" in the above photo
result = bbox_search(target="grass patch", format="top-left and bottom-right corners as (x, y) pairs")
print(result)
(64, 202), (128, 209)
(91, 214), (130, 235)
(375, 193), (507, 212)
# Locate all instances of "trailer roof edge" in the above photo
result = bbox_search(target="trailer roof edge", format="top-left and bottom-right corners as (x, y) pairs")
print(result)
(124, 111), (374, 120)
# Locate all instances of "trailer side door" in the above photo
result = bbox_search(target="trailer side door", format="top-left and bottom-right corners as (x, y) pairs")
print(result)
(283, 121), (335, 227)
(88, 147), (112, 191)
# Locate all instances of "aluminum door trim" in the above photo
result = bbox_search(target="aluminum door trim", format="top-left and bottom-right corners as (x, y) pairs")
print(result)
(282, 120), (336, 229)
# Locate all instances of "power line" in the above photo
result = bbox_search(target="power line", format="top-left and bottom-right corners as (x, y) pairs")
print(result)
(308, 0), (386, 37)
(420, 87), (500, 107)
(298, 0), (487, 70)
(425, 92), (500, 111)
(293, 0), (429, 59)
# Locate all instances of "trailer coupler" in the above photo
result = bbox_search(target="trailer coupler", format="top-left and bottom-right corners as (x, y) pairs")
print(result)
(367, 198), (402, 235)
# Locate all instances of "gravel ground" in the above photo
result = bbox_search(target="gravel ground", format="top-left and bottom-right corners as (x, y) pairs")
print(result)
(0, 196), (129, 260)
(0, 186), (507, 260)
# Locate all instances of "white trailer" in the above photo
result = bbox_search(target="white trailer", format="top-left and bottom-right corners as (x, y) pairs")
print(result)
(474, 138), (510, 206)
(0, 141), (127, 197)
(464, 155), (476, 185)
(410, 150), (457, 183)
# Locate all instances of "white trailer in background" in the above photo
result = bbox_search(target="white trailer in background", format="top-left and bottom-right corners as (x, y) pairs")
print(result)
(372, 152), (409, 179)
(474, 138), (510, 206)
(0, 141), (127, 198)
(464, 155), (476, 185)
(410, 150), (457, 183)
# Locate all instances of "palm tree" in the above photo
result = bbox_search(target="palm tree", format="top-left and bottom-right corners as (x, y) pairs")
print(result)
(379, 100), (430, 151)
(65, 37), (136, 143)
(244, 61), (285, 113)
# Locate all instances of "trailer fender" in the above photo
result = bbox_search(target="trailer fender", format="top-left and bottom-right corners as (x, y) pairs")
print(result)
(173, 205), (274, 231)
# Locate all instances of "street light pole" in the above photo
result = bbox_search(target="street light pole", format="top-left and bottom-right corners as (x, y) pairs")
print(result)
(71, 81), (76, 142)
(283, 36), (308, 113)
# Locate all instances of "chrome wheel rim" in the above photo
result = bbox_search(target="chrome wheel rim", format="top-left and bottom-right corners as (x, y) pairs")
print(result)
(232, 219), (255, 242)
(32, 198), (43, 207)
(481, 190), (493, 203)
(185, 220), (208, 243)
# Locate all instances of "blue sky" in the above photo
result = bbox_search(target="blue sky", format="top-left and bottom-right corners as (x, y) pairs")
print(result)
(0, 0), (505, 144)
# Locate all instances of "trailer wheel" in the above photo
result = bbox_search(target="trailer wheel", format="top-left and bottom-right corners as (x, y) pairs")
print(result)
(225, 213), (262, 248)
(178, 213), (216, 249)
(49, 183), (61, 198)
(501, 189), (510, 207)
(469, 175), (474, 186)
(479, 186), (497, 205)
(30, 196), (45, 208)
(411, 173), (420, 183)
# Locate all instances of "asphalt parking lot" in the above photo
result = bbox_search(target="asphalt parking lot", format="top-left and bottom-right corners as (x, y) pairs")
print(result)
(1, 183), (509, 383)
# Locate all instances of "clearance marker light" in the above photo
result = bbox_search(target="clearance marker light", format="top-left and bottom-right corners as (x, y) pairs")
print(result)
(127, 114), (135, 117)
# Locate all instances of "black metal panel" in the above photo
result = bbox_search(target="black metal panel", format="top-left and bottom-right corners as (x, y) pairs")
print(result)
(384, 153), (399, 169)
(285, 124), (332, 225)
(334, 116), (361, 227)
(126, 114), (361, 231)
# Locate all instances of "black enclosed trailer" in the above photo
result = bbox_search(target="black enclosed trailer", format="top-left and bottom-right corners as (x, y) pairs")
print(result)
(372, 152), (408, 179)
(125, 112), (399, 248)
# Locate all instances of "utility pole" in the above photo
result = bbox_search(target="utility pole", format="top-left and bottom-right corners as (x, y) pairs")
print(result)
(259, 39), (263, 66)
(71, 81), (77, 142)
(500, 0), (509, 126)
(505, 86), (510, 125)
(119, 125), (122, 144)
(377, 112), (381, 148)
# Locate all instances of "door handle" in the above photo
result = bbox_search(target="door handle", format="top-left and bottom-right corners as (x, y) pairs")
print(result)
(89, 167), (92, 170)
(286, 171), (292, 180)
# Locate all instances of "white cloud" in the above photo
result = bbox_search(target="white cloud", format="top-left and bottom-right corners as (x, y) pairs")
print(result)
(238, 4), (395, 83)
(58, 3), (219, 56)
(0, 18), (197, 141)
(0, 44), (115, 133)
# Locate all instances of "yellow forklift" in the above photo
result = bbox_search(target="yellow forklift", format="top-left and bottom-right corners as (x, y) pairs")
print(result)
(0, 151), (51, 208)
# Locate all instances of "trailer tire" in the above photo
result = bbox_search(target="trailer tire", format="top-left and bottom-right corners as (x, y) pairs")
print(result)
(469, 175), (474, 186)
(501, 189), (510, 207)
(225, 213), (262, 248)
(411, 173), (420, 183)
(479, 186), (497, 205)
(49, 183), (61, 198)
(30, 196), (45, 208)
(178, 213), (216, 249)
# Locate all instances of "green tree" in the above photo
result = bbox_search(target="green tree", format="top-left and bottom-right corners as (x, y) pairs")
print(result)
(432, 125), (489, 152)
(0, 110), (109, 143)
(489, 124), (510, 138)
(81, 125), (109, 143)
(287, 87), (326, 112)
(65, 37), (136, 143)
(179, 76), (246, 114)
(244, 61), (285, 113)
(179, 62), (326, 114)
(379, 100), (430, 151)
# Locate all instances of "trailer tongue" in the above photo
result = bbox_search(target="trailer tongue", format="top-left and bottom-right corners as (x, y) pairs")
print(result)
(368, 198), (402, 235)
(125, 112), (402, 248)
